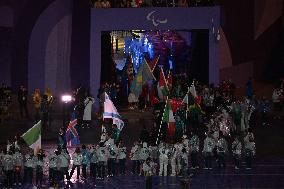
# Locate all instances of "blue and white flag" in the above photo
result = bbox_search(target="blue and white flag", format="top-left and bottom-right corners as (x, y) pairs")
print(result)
(103, 93), (124, 131)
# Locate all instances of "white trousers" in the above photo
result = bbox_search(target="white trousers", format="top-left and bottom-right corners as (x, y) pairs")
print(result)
(170, 158), (176, 176)
(159, 159), (168, 176)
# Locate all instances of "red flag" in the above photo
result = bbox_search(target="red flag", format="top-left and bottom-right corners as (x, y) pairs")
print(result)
(169, 98), (183, 113)
(140, 83), (149, 98)
(195, 95), (202, 105)
(168, 122), (176, 138)
(148, 56), (160, 72)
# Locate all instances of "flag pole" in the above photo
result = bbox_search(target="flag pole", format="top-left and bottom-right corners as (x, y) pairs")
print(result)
(156, 96), (169, 145)
(185, 86), (189, 120)
(161, 67), (169, 93)
(151, 55), (160, 72)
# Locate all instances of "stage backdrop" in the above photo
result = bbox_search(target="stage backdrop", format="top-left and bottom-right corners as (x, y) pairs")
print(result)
(28, 0), (72, 95)
(90, 7), (221, 106)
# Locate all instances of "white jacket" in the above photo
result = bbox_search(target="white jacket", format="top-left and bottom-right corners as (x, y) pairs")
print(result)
(203, 137), (215, 153)
(25, 154), (36, 168)
(232, 140), (242, 155)
(217, 138), (228, 153)
(190, 135), (199, 152)
(117, 147), (127, 160)
(159, 147), (169, 160)
(58, 152), (70, 168)
(13, 152), (23, 167)
(36, 158), (44, 167)
(49, 153), (58, 169)
(140, 147), (150, 161)
(83, 97), (94, 121)
(244, 141), (256, 156)
(97, 147), (108, 162)
(72, 153), (83, 166)
(3, 154), (14, 171)
(90, 148), (98, 163)
(108, 145), (118, 159)
(130, 145), (140, 161)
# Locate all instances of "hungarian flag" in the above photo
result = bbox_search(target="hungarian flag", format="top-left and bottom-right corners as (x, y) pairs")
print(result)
(157, 67), (169, 101)
(148, 56), (160, 72)
(162, 99), (176, 137)
(21, 120), (42, 154)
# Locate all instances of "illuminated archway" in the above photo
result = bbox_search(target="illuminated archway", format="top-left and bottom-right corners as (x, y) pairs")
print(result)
(90, 7), (221, 104)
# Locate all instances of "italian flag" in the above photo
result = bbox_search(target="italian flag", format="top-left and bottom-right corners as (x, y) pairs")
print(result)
(21, 120), (42, 154)
(157, 67), (169, 101)
(162, 100), (176, 137)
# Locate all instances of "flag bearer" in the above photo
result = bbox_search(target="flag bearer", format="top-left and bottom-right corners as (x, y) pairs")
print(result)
(24, 150), (36, 184)
(159, 142), (169, 176)
(13, 148), (23, 186)
(36, 149), (45, 187)
(117, 141), (127, 175)
(97, 142), (108, 179)
(202, 134), (215, 169)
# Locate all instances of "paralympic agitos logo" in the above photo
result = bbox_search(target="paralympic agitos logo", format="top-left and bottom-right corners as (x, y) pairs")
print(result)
(146, 11), (168, 27)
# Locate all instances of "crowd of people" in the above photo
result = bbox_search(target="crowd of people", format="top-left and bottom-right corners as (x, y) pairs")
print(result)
(0, 122), (255, 189)
(0, 74), (283, 188)
(0, 121), (256, 189)
(90, 0), (216, 8)
(0, 83), (12, 122)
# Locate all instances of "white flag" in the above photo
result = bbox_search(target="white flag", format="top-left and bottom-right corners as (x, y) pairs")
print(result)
(182, 93), (188, 104)
(189, 81), (197, 98)
(103, 93), (124, 131)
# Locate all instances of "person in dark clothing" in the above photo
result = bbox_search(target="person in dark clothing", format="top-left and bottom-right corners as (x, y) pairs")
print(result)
(138, 95), (146, 112)
(58, 127), (67, 150)
(246, 77), (254, 100)
(18, 85), (29, 119)
(36, 149), (46, 187)
(139, 125), (149, 143)
(74, 100), (85, 127)
(40, 95), (50, 128)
